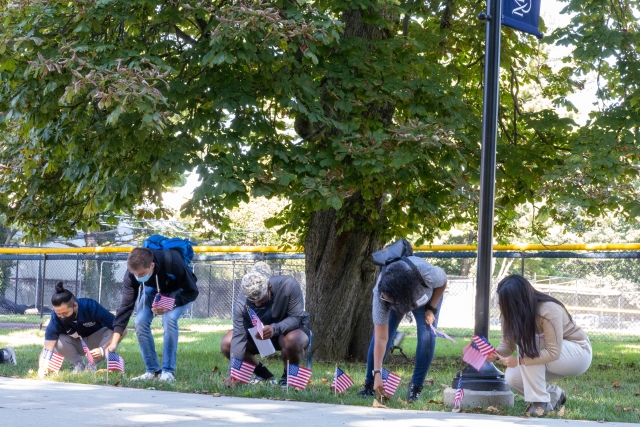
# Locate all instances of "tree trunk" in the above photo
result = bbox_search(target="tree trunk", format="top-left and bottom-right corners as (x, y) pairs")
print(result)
(305, 195), (384, 361)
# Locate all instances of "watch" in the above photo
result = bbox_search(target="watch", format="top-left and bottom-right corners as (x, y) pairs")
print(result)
(426, 304), (438, 315)
(372, 369), (381, 377)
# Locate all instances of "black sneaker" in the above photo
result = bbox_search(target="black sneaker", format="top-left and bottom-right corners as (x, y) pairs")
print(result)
(279, 375), (288, 387)
(358, 382), (375, 398)
(406, 383), (423, 403)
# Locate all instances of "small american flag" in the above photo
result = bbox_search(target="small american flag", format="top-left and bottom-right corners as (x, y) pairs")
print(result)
(152, 293), (175, 311)
(43, 349), (64, 373)
(454, 375), (464, 409)
(287, 363), (312, 389)
(247, 306), (264, 339)
(381, 368), (401, 396)
(430, 324), (458, 344)
(462, 335), (496, 371)
(80, 338), (94, 366)
(332, 367), (354, 393)
(229, 357), (256, 384)
(107, 351), (125, 373)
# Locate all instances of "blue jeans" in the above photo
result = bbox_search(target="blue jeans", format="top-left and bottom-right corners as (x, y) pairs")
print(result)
(134, 286), (192, 374)
(365, 297), (443, 386)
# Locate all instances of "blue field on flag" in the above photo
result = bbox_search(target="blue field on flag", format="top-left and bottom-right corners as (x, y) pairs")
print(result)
(381, 368), (401, 396)
(152, 293), (175, 310)
(107, 351), (125, 373)
(247, 306), (264, 339)
(332, 367), (354, 393)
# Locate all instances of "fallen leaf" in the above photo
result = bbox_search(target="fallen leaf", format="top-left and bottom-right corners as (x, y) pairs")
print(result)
(534, 407), (545, 416)
(211, 366), (219, 373)
(11, 376), (19, 379)
(440, 383), (449, 388)
(623, 407), (633, 412)
(114, 381), (122, 387)
(212, 393), (221, 397)
(321, 378), (328, 383)
(451, 408), (461, 413)
(424, 378), (434, 385)
(427, 399), (443, 404)
(487, 406), (499, 412)
(557, 406), (565, 417)
(598, 419), (605, 423)
(613, 382), (621, 389)
(373, 399), (387, 409)
(397, 398), (408, 405)
(146, 387), (155, 390)
(615, 405), (622, 412)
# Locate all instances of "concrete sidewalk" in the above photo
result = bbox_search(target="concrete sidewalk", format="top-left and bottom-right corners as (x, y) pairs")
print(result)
(0, 378), (631, 427)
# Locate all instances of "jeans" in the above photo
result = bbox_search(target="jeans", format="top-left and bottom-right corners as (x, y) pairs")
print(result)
(134, 286), (192, 374)
(365, 297), (443, 386)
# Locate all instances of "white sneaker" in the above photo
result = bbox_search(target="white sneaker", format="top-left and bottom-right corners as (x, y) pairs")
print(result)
(2, 347), (17, 365)
(131, 372), (158, 381)
(158, 371), (175, 382)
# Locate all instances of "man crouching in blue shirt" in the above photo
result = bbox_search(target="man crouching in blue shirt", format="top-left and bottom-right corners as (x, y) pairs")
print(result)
(38, 282), (125, 377)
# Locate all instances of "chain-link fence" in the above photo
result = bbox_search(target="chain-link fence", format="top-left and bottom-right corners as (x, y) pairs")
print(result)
(1, 251), (639, 341)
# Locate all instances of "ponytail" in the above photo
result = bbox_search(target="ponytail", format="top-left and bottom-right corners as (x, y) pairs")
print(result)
(51, 282), (75, 307)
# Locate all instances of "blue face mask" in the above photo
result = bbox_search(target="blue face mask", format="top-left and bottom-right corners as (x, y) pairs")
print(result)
(135, 273), (151, 283)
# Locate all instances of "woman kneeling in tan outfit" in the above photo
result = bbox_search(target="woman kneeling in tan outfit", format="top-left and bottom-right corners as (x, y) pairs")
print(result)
(487, 274), (592, 415)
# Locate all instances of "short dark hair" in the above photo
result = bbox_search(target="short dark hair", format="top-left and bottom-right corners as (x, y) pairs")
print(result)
(127, 247), (153, 271)
(378, 261), (421, 314)
(497, 274), (573, 358)
(51, 282), (75, 307)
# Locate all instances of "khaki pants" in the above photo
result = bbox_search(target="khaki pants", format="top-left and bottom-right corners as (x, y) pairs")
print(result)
(505, 339), (592, 405)
(55, 327), (114, 366)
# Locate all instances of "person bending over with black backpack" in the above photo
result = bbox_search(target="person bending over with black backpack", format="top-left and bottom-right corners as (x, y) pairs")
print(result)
(359, 242), (448, 403)
(109, 247), (198, 383)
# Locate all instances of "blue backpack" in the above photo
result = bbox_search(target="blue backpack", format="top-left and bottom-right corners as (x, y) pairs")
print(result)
(142, 234), (196, 272)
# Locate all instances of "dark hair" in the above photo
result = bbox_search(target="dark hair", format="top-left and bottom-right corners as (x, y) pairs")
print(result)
(51, 282), (75, 307)
(127, 247), (153, 271)
(378, 261), (421, 314)
(497, 274), (573, 358)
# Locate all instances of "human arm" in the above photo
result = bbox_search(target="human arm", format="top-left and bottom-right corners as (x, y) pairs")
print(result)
(37, 340), (57, 378)
(112, 272), (140, 336)
(270, 277), (304, 336)
(372, 324), (388, 397)
(93, 328), (127, 357)
(425, 280), (447, 324)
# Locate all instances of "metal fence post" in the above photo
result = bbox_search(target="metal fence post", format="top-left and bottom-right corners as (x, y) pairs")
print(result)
(207, 264), (212, 317)
(14, 259), (19, 304)
(39, 254), (47, 329)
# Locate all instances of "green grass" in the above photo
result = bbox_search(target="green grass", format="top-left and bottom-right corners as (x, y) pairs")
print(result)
(1, 321), (638, 423)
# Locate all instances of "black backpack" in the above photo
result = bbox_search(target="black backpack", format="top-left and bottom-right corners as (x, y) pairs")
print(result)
(372, 239), (428, 288)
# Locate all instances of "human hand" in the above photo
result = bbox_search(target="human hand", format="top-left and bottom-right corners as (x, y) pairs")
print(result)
(106, 341), (119, 353)
(373, 375), (386, 399)
(224, 376), (241, 387)
(257, 325), (274, 340)
(90, 347), (104, 359)
(497, 356), (519, 368)
(152, 307), (169, 315)
(486, 352), (499, 363)
(37, 366), (47, 379)
(425, 310), (436, 325)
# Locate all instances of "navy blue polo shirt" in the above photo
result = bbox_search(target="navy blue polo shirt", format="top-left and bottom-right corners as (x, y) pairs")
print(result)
(44, 298), (115, 341)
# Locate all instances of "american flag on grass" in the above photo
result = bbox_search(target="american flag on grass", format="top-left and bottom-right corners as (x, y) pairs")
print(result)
(462, 335), (496, 371)
(381, 368), (401, 396)
(331, 367), (354, 393)
(107, 351), (125, 373)
(287, 363), (312, 389)
(454, 375), (464, 409)
(80, 338), (94, 365)
(152, 293), (175, 311)
(229, 357), (256, 384)
(247, 306), (264, 339)
(43, 349), (64, 373)
(430, 324), (458, 344)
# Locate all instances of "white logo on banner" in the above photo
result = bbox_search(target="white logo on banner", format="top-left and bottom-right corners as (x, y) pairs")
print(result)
(512, 0), (532, 16)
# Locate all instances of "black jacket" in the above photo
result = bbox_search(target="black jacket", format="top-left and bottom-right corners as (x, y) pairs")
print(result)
(113, 249), (198, 334)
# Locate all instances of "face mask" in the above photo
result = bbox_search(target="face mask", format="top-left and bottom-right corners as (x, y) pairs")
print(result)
(60, 310), (77, 326)
(135, 273), (151, 283)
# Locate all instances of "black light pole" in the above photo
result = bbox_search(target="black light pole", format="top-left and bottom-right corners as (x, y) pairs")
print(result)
(452, 0), (510, 391)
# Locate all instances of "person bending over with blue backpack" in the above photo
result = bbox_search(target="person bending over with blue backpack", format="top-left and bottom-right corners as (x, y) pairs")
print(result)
(109, 247), (198, 382)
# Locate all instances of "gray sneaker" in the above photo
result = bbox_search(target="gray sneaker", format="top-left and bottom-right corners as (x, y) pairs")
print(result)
(2, 347), (17, 365)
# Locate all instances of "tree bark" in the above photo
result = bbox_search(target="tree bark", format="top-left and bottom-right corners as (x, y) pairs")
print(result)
(304, 195), (384, 361)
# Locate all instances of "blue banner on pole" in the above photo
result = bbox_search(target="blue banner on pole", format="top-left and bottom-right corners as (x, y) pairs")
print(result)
(502, 0), (543, 38)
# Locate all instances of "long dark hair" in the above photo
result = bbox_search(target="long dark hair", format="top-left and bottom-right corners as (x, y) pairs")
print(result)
(51, 282), (75, 307)
(497, 274), (573, 358)
(378, 260), (421, 314)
